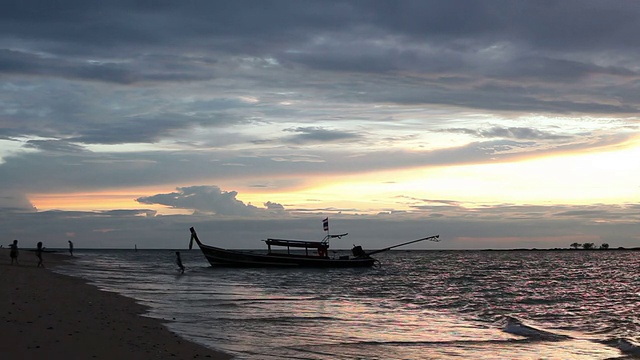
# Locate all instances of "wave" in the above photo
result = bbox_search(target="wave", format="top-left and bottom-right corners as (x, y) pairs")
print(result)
(501, 316), (640, 358)
(236, 315), (338, 324)
(501, 316), (570, 341)
(603, 338), (640, 357)
(294, 335), (585, 351)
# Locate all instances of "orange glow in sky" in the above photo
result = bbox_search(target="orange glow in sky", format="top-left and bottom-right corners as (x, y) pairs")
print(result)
(228, 141), (640, 213)
(29, 191), (188, 214)
(27, 140), (640, 215)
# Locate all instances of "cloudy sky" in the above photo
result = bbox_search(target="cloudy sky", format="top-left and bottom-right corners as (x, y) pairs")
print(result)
(1, 0), (639, 250)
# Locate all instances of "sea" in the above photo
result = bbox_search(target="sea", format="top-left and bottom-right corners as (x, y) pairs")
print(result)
(53, 249), (640, 360)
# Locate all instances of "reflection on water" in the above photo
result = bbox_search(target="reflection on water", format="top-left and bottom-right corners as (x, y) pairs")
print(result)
(56, 249), (640, 359)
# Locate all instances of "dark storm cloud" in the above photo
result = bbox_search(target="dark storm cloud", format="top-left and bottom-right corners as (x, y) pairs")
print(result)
(283, 127), (361, 144)
(362, 82), (640, 114)
(0, 1), (358, 49)
(0, 49), (137, 84)
(0, 49), (216, 84)
(489, 56), (637, 82)
(1, 87), (253, 144)
(65, 113), (211, 145)
(24, 139), (88, 153)
(363, 1), (640, 51)
(1, 0), (640, 116)
(3, 1), (640, 76)
(2, 1), (637, 47)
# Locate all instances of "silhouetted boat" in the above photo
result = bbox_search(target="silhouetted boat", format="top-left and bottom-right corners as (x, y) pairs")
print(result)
(188, 220), (439, 268)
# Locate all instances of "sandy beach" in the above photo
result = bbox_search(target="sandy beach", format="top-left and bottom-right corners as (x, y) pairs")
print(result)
(0, 248), (232, 360)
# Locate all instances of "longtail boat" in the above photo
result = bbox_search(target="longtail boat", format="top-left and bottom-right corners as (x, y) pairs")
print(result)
(188, 219), (439, 268)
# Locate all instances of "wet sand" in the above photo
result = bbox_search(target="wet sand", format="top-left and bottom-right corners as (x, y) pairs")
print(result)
(0, 248), (232, 359)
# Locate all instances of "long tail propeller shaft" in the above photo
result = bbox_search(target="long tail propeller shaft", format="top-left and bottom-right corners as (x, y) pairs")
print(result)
(365, 235), (439, 256)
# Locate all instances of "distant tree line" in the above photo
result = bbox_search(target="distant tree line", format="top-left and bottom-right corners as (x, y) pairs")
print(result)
(570, 242), (609, 250)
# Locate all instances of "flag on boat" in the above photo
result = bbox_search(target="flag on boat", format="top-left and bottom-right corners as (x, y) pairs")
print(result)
(322, 217), (329, 232)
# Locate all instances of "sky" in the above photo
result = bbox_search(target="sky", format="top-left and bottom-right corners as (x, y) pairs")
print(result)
(1, 0), (639, 250)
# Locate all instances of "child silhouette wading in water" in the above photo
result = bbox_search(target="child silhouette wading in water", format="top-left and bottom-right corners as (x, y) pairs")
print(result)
(36, 242), (44, 268)
(176, 251), (185, 274)
(9, 240), (18, 265)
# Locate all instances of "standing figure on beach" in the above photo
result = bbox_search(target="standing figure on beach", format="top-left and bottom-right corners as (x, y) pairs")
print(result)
(36, 241), (44, 268)
(68, 240), (74, 256)
(175, 251), (185, 274)
(9, 239), (18, 265)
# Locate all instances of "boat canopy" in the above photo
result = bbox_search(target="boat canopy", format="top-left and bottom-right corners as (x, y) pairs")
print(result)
(264, 238), (328, 249)
(265, 232), (348, 249)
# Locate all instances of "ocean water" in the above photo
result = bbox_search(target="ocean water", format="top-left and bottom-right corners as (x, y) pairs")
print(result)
(54, 249), (640, 359)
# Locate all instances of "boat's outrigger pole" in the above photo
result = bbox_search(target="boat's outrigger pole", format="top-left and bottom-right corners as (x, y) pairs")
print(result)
(364, 235), (439, 256)
(321, 233), (348, 245)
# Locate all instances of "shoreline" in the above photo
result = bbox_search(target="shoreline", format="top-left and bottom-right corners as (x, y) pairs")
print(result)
(0, 249), (232, 359)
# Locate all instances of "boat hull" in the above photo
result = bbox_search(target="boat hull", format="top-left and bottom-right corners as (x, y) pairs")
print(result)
(197, 243), (376, 268)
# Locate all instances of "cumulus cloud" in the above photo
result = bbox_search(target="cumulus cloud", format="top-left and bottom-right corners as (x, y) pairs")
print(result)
(0, 192), (36, 212)
(264, 201), (285, 211)
(136, 185), (266, 216)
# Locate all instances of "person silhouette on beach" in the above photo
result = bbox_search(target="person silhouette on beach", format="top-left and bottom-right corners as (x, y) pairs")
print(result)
(68, 240), (74, 256)
(36, 241), (44, 268)
(175, 251), (185, 274)
(9, 240), (18, 265)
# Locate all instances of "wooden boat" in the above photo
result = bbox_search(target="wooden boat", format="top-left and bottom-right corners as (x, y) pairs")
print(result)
(188, 221), (439, 268)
